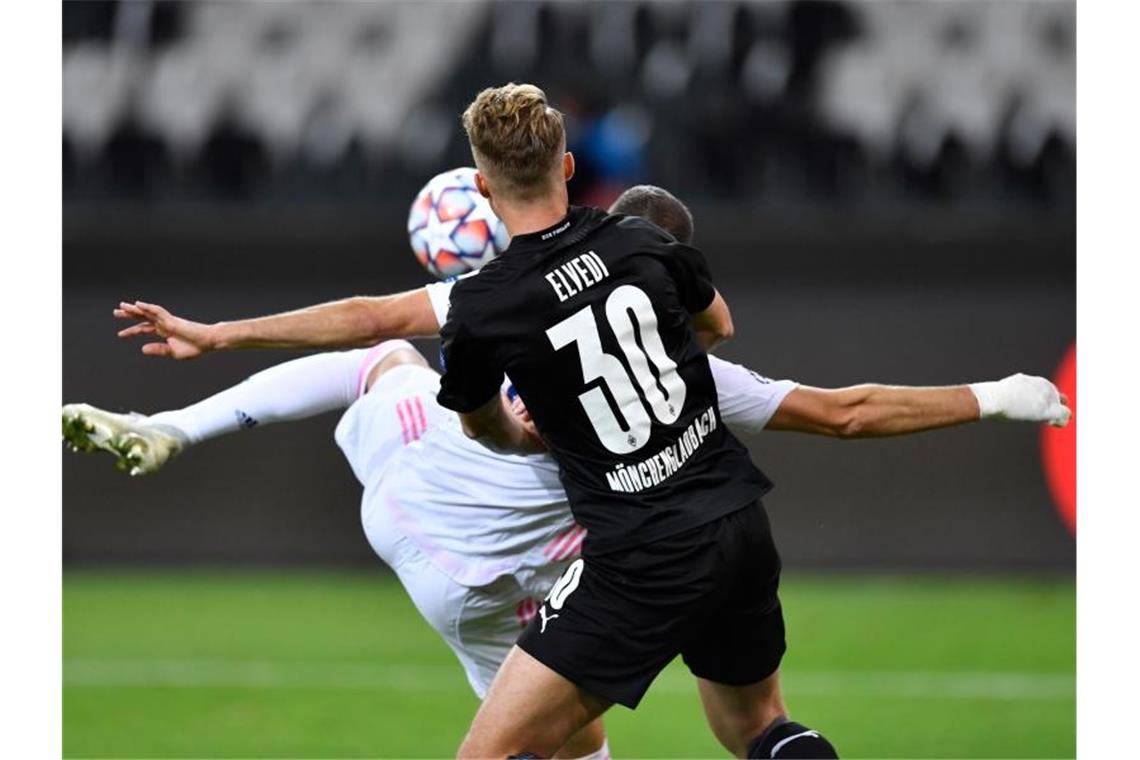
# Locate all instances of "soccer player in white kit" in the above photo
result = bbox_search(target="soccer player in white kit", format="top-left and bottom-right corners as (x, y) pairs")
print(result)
(68, 185), (1069, 759)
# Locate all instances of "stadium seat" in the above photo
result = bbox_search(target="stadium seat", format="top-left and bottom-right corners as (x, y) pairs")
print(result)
(815, 42), (902, 158)
(137, 43), (229, 162)
(740, 39), (792, 104)
(235, 50), (322, 161)
(588, 2), (643, 77)
(641, 40), (694, 102)
(490, 0), (543, 72)
(63, 45), (139, 159)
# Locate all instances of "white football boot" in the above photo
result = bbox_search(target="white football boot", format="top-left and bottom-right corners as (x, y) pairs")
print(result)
(62, 403), (186, 476)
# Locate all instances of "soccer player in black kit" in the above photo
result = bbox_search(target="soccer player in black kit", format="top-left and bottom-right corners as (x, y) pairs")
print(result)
(440, 84), (838, 759)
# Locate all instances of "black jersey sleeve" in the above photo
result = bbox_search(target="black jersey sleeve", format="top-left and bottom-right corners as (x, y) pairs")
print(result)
(437, 296), (504, 414)
(661, 242), (716, 314)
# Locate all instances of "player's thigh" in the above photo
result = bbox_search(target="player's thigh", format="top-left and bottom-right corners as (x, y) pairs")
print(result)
(374, 539), (501, 695)
(381, 547), (536, 700)
(450, 574), (538, 698)
(681, 503), (785, 684)
(381, 536), (465, 638)
(459, 645), (611, 759)
(400, 564), (612, 757)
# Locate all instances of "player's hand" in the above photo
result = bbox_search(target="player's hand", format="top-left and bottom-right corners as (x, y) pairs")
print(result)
(113, 301), (217, 360)
(510, 396), (533, 424)
(508, 396), (546, 452)
(517, 419), (547, 453)
(969, 373), (1071, 427)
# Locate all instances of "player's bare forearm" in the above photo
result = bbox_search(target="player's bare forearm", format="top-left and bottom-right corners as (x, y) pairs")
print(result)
(767, 385), (981, 439)
(460, 395), (547, 455)
(214, 291), (437, 350)
(116, 289), (438, 359)
(692, 290), (734, 351)
(766, 373), (1069, 437)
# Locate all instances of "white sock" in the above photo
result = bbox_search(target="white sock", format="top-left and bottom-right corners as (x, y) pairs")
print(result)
(147, 342), (414, 444)
(565, 739), (611, 760)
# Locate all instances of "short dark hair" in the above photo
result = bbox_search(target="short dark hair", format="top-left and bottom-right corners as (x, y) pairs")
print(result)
(608, 185), (695, 244)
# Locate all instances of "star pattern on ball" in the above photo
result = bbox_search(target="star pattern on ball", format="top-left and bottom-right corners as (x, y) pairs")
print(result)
(423, 197), (465, 261)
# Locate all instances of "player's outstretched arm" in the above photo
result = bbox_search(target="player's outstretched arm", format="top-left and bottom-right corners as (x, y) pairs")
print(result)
(766, 374), (1070, 438)
(114, 289), (439, 359)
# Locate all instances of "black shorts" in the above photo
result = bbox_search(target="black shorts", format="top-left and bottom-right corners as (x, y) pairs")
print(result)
(516, 501), (785, 709)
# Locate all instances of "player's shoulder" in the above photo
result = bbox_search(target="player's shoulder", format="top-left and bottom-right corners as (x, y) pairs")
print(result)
(606, 212), (677, 245)
(450, 255), (512, 296)
(443, 253), (524, 327)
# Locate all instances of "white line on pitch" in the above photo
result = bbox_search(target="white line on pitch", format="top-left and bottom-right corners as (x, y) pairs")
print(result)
(63, 659), (1075, 700)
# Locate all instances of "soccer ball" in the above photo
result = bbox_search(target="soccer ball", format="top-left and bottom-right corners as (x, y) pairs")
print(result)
(407, 167), (510, 279)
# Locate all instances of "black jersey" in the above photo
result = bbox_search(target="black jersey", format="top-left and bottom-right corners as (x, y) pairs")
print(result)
(437, 206), (770, 554)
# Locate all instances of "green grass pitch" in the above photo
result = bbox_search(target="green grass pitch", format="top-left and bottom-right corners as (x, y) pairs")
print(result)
(63, 570), (1074, 758)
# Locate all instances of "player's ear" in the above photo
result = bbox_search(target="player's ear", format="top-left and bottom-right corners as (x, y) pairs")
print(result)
(474, 171), (491, 199)
(563, 152), (575, 182)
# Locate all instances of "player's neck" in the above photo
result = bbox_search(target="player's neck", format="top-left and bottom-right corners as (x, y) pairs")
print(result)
(495, 191), (570, 239)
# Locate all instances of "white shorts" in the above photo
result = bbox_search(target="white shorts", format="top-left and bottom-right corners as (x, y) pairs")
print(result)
(377, 528), (575, 697)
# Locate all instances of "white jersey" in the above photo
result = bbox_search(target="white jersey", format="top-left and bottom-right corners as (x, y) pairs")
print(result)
(336, 283), (798, 588)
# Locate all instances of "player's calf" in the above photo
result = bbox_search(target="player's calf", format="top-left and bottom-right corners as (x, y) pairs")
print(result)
(747, 717), (838, 759)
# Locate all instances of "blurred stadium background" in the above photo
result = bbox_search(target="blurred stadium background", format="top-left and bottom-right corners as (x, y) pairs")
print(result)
(62, 1), (1075, 757)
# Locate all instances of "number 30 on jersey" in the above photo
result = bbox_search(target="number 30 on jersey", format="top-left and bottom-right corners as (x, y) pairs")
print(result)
(547, 285), (687, 454)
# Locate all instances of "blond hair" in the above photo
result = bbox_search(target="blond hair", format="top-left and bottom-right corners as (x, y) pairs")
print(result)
(461, 83), (566, 200)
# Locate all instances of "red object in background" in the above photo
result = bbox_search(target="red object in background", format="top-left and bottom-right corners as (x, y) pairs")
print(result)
(1041, 343), (1076, 534)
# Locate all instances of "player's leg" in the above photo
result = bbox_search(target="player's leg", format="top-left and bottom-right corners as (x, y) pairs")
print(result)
(698, 672), (836, 759)
(435, 569), (610, 760)
(681, 503), (838, 758)
(463, 520), (738, 757)
(458, 645), (611, 758)
(62, 341), (418, 474)
(557, 719), (609, 760)
(144, 349), (366, 440)
(389, 562), (609, 757)
(361, 341), (430, 392)
(408, 568), (610, 759)
(478, 567), (610, 760)
(381, 546), (612, 758)
(364, 412), (610, 760)
(695, 671), (784, 756)
(148, 339), (421, 440)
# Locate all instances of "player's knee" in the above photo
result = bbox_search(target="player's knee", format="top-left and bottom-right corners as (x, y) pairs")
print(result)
(362, 340), (428, 392)
(554, 726), (608, 760)
(746, 718), (838, 759)
(458, 723), (551, 760)
(458, 735), (543, 760)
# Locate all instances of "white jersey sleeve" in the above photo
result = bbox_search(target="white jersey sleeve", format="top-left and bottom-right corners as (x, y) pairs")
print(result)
(709, 355), (799, 435)
(424, 280), (455, 330)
